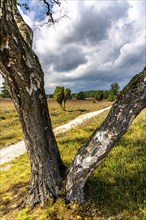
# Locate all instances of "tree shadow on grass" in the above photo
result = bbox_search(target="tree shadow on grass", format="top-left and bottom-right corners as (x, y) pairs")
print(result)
(85, 170), (145, 216)
(58, 136), (88, 146)
(84, 139), (146, 217)
(67, 109), (88, 113)
(0, 181), (29, 215)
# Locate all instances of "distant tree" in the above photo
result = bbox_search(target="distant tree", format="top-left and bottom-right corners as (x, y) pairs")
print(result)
(110, 82), (120, 95)
(53, 86), (64, 110)
(47, 94), (53, 99)
(72, 93), (76, 99)
(108, 93), (115, 102)
(109, 82), (120, 101)
(0, 82), (11, 98)
(63, 88), (71, 110)
(76, 91), (86, 100)
(84, 90), (97, 98)
(103, 90), (110, 100)
(81, 90), (110, 99)
(95, 90), (104, 101)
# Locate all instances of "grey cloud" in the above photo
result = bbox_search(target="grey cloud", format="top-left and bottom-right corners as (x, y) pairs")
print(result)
(45, 52), (145, 93)
(115, 46), (145, 69)
(43, 39), (145, 93)
(61, 1), (130, 45)
(52, 47), (87, 72)
(38, 46), (87, 73)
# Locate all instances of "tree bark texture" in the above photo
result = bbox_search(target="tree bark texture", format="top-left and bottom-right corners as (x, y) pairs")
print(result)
(66, 68), (146, 203)
(0, 0), (146, 207)
(0, 0), (64, 206)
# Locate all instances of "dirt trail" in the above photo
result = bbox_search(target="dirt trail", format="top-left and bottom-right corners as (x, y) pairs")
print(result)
(0, 106), (111, 165)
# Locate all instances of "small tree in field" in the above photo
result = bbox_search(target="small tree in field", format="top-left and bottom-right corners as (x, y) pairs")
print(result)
(109, 82), (120, 101)
(76, 91), (86, 100)
(53, 86), (64, 110)
(110, 82), (120, 94)
(103, 90), (110, 100)
(95, 90), (104, 101)
(63, 88), (71, 110)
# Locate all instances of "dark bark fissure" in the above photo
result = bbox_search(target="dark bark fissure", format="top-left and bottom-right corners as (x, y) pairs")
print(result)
(1, 0), (146, 207)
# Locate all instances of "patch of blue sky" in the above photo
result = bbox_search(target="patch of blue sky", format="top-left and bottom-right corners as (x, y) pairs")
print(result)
(18, 0), (54, 22)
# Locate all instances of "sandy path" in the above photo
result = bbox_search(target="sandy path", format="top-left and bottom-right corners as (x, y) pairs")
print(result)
(0, 106), (111, 165)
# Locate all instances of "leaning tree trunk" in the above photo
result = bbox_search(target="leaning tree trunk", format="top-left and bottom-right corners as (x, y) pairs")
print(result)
(0, 0), (64, 206)
(66, 68), (146, 203)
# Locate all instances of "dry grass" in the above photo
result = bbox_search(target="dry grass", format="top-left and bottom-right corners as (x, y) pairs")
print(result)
(0, 99), (22, 149)
(0, 98), (111, 149)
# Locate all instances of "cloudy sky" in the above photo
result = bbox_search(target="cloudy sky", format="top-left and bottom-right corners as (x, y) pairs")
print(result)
(19, 0), (145, 93)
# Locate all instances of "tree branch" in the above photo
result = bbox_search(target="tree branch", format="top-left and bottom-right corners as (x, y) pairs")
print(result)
(65, 67), (146, 203)
(43, 0), (61, 23)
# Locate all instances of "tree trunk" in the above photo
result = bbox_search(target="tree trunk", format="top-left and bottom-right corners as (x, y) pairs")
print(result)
(63, 100), (66, 111)
(1, 0), (146, 208)
(60, 103), (63, 111)
(0, 0), (64, 206)
(66, 68), (146, 203)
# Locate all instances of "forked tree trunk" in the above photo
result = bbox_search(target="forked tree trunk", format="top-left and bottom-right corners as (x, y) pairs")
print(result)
(66, 69), (146, 203)
(0, 0), (64, 206)
(0, 0), (146, 207)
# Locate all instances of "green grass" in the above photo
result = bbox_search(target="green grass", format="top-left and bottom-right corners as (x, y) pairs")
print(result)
(0, 98), (111, 149)
(0, 109), (145, 220)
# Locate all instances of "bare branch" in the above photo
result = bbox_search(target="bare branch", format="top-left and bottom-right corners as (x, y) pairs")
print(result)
(51, 0), (61, 7)
(43, 0), (54, 23)
(33, 13), (68, 30)
(33, 6), (69, 31)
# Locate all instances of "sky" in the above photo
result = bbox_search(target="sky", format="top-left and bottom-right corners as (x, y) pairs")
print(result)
(3, 0), (146, 93)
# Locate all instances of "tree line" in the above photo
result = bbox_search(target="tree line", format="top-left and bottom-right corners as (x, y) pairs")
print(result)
(46, 82), (120, 110)
(0, 81), (120, 106)
(71, 82), (120, 101)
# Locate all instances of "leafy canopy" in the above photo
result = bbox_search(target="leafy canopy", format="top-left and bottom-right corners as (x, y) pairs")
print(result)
(53, 86), (64, 105)
(64, 88), (71, 103)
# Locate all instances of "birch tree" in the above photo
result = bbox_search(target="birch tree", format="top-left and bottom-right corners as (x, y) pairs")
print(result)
(0, 0), (146, 207)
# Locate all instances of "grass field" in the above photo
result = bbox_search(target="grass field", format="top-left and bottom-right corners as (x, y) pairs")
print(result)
(0, 98), (111, 149)
(0, 105), (145, 220)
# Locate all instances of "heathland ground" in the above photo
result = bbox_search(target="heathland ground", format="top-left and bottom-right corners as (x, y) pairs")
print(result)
(0, 98), (145, 219)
